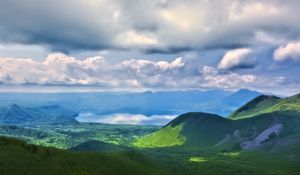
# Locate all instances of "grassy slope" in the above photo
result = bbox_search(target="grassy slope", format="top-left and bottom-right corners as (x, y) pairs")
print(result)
(0, 136), (168, 175)
(230, 94), (300, 120)
(142, 146), (300, 175)
(133, 124), (185, 148)
(229, 95), (281, 119)
(70, 140), (129, 152)
(177, 150), (299, 175)
(139, 132), (300, 175)
(133, 112), (232, 148)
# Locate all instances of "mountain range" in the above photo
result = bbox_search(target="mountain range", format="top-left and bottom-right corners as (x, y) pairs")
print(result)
(0, 89), (261, 117)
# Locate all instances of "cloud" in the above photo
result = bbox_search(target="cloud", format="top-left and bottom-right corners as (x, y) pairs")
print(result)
(0, 53), (186, 87)
(228, 1), (280, 22)
(218, 48), (256, 70)
(0, 53), (297, 94)
(274, 42), (300, 62)
(0, 0), (300, 53)
(76, 112), (177, 125)
(116, 31), (159, 46)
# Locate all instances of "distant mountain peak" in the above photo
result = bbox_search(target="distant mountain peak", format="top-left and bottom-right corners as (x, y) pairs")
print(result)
(236, 88), (254, 92)
(4, 104), (27, 114)
(7, 103), (22, 109)
(234, 88), (260, 94)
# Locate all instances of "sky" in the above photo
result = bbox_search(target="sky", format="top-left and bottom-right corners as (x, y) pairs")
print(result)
(0, 0), (300, 95)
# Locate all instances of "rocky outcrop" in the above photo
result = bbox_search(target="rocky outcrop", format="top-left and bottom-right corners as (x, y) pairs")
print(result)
(241, 124), (283, 150)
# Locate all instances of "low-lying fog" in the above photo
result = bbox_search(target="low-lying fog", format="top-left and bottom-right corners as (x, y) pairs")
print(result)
(76, 112), (177, 125)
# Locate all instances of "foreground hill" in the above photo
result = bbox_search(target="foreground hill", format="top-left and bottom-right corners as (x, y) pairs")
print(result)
(133, 108), (300, 175)
(0, 104), (78, 125)
(134, 93), (300, 151)
(0, 136), (168, 175)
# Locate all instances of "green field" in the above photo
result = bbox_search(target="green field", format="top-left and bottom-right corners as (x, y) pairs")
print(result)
(0, 123), (159, 149)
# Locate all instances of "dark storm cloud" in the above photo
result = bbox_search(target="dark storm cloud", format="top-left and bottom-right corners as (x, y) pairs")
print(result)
(143, 46), (194, 54)
(1, 0), (300, 53)
(0, 0), (116, 52)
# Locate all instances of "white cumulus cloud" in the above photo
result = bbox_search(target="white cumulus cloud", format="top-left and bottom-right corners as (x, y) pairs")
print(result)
(218, 48), (255, 70)
(274, 42), (300, 62)
(0, 53), (297, 93)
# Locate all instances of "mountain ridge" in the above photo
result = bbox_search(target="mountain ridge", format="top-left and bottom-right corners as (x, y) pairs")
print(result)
(229, 95), (281, 119)
(229, 93), (300, 119)
(0, 89), (261, 117)
(0, 104), (78, 125)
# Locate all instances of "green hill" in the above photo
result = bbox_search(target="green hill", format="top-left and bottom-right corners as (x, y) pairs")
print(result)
(134, 94), (300, 150)
(134, 112), (300, 150)
(229, 95), (281, 119)
(133, 109), (300, 175)
(229, 94), (300, 119)
(133, 112), (233, 148)
(0, 136), (168, 175)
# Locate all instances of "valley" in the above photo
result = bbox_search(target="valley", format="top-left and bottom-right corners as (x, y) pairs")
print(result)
(0, 92), (300, 175)
(2, 1), (299, 174)
(0, 123), (159, 149)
